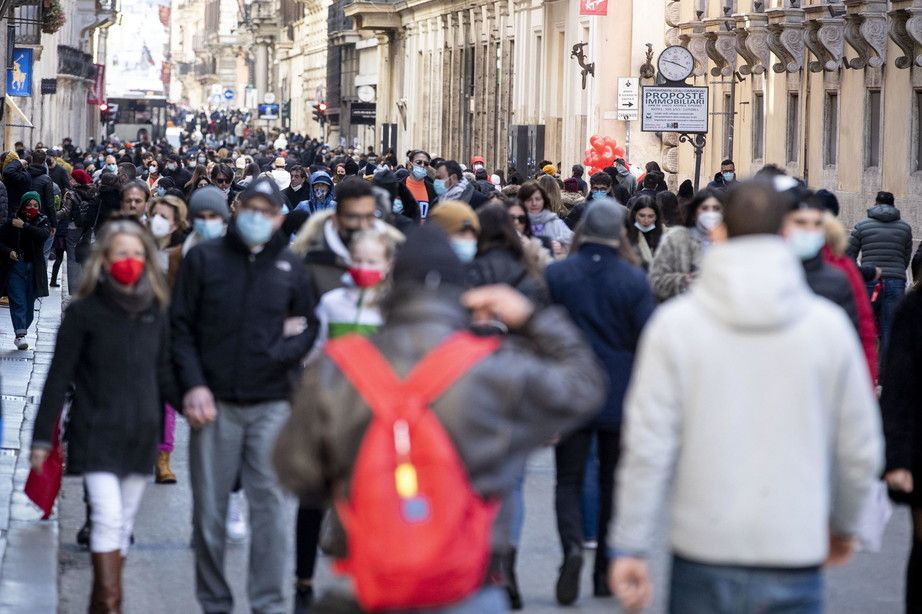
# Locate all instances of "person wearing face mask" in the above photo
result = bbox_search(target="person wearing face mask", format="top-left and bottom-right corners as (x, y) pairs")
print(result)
(434, 160), (490, 209)
(31, 220), (177, 613)
(625, 196), (664, 271)
(565, 171), (613, 230)
(161, 154), (192, 188)
(146, 159), (162, 191)
(171, 177), (318, 614)
(518, 181), (573, 259)
(428, 200), (481, 264)
(782, 191), (858, 333)
(402, 150), (438, 221)
(707, 158), (737, 191)
(92, 155), (119, 183)
(293, 177), (404, 300)
(0, 193), (50, 348)
(649, 189), (724, 302)
(282, 165), (309, 208)
(294, 171), (336, 216)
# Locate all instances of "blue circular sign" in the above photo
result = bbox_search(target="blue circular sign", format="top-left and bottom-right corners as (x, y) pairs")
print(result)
(223, 88), (234, 100)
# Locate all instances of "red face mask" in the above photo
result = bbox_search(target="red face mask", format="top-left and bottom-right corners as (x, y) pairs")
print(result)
(22, 207), (38, 221)
(348, 267), (384, 289)
(109, 257), (145, 286)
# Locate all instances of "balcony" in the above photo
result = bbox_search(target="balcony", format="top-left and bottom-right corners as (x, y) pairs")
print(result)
(13, 2), (42, 46)
(58, 45), (96, 80)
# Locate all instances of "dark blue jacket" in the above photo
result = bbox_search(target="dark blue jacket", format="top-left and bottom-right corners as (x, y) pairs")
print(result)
(545, 243), (655, 430)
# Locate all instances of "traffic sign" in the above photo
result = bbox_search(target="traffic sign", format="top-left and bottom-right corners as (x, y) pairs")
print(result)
(263, 92), (276, 104)
(641, 86), (709, 133)
(223, 88), (234, 100)
(617, 77), (639, 110)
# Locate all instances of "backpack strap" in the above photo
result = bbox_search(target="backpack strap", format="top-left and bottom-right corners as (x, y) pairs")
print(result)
(325, 335), (403, 423)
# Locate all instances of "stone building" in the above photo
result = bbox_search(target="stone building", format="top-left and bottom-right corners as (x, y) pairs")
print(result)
(669, 0), (920, 231)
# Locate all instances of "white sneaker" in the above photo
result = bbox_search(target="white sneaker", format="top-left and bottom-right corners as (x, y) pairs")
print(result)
(14, 336), (28, 350)
(226, 491), (248, 543)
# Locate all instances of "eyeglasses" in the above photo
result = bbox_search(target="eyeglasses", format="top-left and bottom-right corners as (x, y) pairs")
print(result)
(511, 215), (528, 224)
(413, 160), (430, 167)
(213, 177), (231, 186)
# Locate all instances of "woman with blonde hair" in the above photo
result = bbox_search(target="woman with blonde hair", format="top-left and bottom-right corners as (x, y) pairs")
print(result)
(30, 219), (176, 613)
(537, 174), (565, 216)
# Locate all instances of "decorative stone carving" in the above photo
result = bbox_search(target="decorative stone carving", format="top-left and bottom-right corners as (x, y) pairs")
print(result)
(665, 1), (681, 29)
(803, 5), (845, 72)
(704, 17), (737, 76)
(679, 24), (709, 77)
(766, 8), (805, 73)
(735, 13), (770, 76)
(889, 7), (922, 69)
(843, 0), (888, 69)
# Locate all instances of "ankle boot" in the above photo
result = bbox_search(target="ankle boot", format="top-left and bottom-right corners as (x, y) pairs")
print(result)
(89, 550), (122, 613)
(505, 548), (523, 610)
(155, 452), (177, 484)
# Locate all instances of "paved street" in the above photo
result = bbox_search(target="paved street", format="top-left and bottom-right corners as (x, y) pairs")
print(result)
(0, 278), (912, 613)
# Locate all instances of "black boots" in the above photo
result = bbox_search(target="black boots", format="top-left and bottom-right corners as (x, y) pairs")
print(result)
(505, 548), (522, 610)
(555, 548), (583, 605)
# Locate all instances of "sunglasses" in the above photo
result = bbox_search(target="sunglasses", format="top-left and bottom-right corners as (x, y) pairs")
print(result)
(511, 215), (528, 224)
(413, 160), (430, 167)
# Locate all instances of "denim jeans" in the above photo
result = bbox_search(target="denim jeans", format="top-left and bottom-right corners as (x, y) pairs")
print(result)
(868, 277), (906, 361)
(581, 436), (600, 543)
(8, 260), (35, 335)
(554, 428), (621, 575)
(669, 555), (822, 614)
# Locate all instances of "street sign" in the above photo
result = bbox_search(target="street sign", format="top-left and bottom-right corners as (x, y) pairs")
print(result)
(617, 77), (639, 110)
(6, 47), (33, 97)
(617, 110), (639, 121)
(40, 78), (57, 95)
(641, 86), (709, 133)
(223, 88), (234, 100)
(263, 92), (276, 104)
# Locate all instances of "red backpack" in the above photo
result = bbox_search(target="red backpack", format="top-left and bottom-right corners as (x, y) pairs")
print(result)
(324, 332), (502, 611)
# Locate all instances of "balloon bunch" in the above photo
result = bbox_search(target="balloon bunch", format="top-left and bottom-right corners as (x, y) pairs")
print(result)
(583, 135), (627, 176)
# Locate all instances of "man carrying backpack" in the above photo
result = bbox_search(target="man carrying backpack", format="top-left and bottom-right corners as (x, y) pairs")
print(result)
(274, 224), (607, 612)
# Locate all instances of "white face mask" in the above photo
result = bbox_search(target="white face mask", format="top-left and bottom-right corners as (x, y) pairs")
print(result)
(150, 214), (172, 239)
(697, 210), (723, 233)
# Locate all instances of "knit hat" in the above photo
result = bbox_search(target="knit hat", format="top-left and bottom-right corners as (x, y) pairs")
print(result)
(392, 224), (466, 289)
(563, 177), (580, 193)
(578, 199), (625, 245)
(20, 191), (41, 207)
(235, 156), (248, 170)
(241, 177), (284, 210)
(428, 200), (480, 236)
(273, 157), (286, 168)
(71, 169), (92, 185)
(188, 186), (230, 221)
(490, 174), (502, 186)
(542, 164), (558, 176)
(471, 155), (485, 166)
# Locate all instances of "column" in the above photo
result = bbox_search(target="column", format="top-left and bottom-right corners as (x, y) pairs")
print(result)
(255, 38), (270, 101)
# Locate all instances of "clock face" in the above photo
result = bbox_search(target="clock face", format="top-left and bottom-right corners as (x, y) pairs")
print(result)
(658, 46), (694, 82)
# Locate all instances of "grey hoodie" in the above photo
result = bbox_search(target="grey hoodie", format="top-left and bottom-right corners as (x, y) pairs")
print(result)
(529, 209), (574, 246)
(615, 236), (883, 566)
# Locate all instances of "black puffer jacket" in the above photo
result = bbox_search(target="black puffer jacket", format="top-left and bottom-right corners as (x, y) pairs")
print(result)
(802, 254), (858, 334)
(846, 204), (913, 280)
(171, 227), (318, 404)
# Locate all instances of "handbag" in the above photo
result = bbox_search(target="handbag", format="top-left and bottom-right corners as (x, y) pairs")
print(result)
(854, 481), (893, 552)
(24, 417), (65, 519)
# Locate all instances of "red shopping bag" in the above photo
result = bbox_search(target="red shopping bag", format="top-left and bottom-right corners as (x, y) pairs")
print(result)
(24, 419), (64, 519)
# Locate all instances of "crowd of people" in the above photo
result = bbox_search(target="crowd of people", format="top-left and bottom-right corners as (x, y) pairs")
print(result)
(4, 126), (916, 614)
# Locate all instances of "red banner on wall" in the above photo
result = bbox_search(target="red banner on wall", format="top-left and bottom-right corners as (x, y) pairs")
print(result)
(87, 64), (105, 104)
(579, 0), (608, 15)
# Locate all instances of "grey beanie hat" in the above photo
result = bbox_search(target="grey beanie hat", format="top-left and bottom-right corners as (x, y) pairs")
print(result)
(188, 186), (230, 221)
(578, 198), (626, 245)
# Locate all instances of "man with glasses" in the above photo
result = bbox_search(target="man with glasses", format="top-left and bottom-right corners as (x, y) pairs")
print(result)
(401, 150), (437, 222)
(172, 177), (317, 614)
(297, 177), (382, 299)
(210, 163), (236, 206)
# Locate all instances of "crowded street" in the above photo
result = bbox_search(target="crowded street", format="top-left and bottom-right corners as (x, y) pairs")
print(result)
(0, 0), (921, 613)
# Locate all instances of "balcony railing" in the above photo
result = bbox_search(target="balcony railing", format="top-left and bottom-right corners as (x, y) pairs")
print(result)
(58, 45), (96, 79)
(13, 2), (42, 46)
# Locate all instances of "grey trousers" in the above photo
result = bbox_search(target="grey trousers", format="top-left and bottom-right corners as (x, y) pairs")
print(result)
(190, 399), (293, 614)
(65, 225), (83, 293)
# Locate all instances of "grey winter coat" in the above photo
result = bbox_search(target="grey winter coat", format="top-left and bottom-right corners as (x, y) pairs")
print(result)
(273, 291), (607, 552)
(649, 226), (705, 301)
(846, 204), (912, 280)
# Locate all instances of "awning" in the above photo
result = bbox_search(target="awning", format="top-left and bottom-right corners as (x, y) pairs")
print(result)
(4, 96), (33, 128)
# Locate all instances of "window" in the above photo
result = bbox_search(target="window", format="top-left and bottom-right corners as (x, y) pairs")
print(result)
(824, 92), (838, 166)
(786, 93), (799, 164)
(866, 90), (881, 168)
(752, 92), (764, 160)
(723, 93), (733, 159)
(916, 91), (922, 171)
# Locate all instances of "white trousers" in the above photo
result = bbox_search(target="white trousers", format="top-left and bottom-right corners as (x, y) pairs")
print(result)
(84, 472), (147, 555)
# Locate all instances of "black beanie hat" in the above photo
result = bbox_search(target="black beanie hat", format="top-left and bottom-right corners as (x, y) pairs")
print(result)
(392, 224), (466, 289)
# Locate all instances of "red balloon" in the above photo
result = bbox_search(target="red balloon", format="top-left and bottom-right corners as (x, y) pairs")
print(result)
(589, 135), (604, 151)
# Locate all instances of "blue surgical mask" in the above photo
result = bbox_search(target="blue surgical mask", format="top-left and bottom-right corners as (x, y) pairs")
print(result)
(787, 229), (825, 260)
(193, 218), (226, 240)
(722, 171), (735, 183)
(433, 179), (448, 196)
(591, 190), (608, 200)
(106, 164), (117, 172)
(392, 198), (404, 215)
(450, 238), (478, 263)
(411, 165), (428, 180)
(156, 187), (166, 197)
(236, 210), (275, 247)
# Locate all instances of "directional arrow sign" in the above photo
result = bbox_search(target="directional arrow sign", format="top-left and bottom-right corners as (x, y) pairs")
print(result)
(618, 77), (640, 111)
